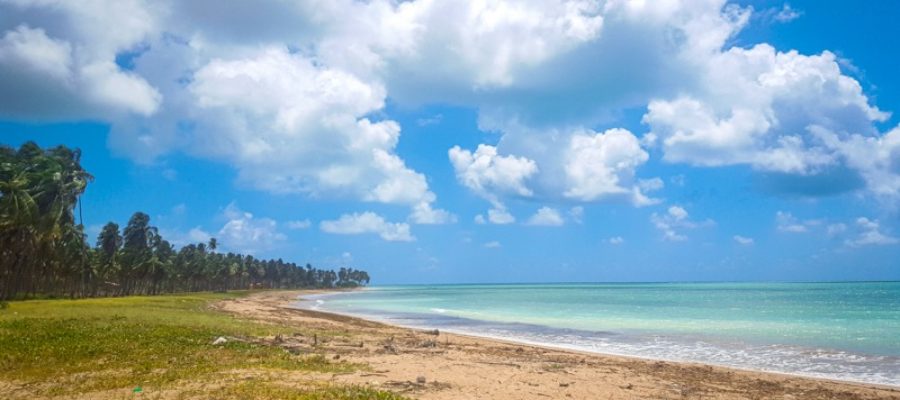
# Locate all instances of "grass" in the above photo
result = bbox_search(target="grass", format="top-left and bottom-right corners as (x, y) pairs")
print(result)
(0, 291), (405, 399)
(190, 382), (409, 400)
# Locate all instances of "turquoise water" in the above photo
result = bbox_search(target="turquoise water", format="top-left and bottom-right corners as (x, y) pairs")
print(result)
(297, 282), (900, 386)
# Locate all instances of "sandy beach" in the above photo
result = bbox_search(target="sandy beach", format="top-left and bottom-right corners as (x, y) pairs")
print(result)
(213, 290), (900, 400)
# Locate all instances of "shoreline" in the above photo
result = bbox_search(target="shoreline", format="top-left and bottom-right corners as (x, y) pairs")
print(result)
(217, 290), (900, 399)
(295, 290), (900, 390)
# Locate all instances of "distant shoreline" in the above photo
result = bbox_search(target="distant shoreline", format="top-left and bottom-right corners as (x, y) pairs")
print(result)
(219, 290), (900, 399)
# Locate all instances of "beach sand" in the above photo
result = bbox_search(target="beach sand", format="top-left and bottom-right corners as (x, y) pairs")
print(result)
(214, 290), (900, 400)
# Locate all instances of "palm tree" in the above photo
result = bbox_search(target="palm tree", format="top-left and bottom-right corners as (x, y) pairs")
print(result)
(96, 222), (122, 295)
(1, 141), (370, 299)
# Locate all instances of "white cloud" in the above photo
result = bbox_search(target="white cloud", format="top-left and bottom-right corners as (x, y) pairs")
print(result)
(286, 219), (312, 230)
(216, 203), (286, 254)
(668, 206), (689, 221)
(775, 211), (818, 233)
(733, 235), (754, 245)
(607, 236), (624, 245)
(159, 227), (213, 248)
(0, 23), (160, 119)
(0, 0), (164, 119)
(487, 207), (516, 225)
(450, 128), (659, 209)
(449, 144), (538, 204)
(0, 24), (71, 80)
(811, 125), (900, 204)
(161, 203), (285, 254)
(187, 227), (213, 245)
(320, 0), (605, 93)
(643, 43), (895, 199)
(758, 4), (802, 24)
(774, 5), (801, 22)
(525, 206), (564, 226)
(563, 128), (656, 205)
(471, 210), (512, 225)
(320, 212), (414, 242)
(845, 217), (899, 247)
(0, 2), (452, 219)
(409, 202), (457, 224)
(651, 205), (714, 241)
(3, 0), (899, 211)
(126, 45), (449, 219)
(483, 241), (501, 249)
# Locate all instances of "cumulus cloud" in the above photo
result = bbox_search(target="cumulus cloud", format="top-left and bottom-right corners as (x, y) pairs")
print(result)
(160, 226), (213, 248)
(158, 46), (448, 220)
(645, 45), (886, 171)
(163, 203), (286, 254)
(525, 206), (564, 226)
(0, 0), (164, 119)
(0, 1), (455, 220)
(320, 0), (606, 96)
(845, 218), (899, 247)
(320, 212), (414, 242)
(487, 207), (516, 225)
(216, 203), (287, 254)
(3, 0), (899, 211)
(449, 144), (538, 204)
(771, 213), (898, 247)
(643, 43), (898, 200)
(483, 241), (501, 249)
(651, 205), (714, 241)
(607, 236), (624, 245)
(563, 128), (657, 205)
(180, 48), (443, 214)
(0, 23), (160, 119)
(409, 202), (457, 224)
(449, 144), (542, 219)
(811, 125), (900, 204)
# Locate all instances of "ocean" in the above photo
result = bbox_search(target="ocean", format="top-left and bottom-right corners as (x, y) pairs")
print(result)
(295, 282), (900, 386)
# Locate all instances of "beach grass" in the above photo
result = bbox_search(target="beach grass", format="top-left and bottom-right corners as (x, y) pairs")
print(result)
(0, 291), (404, 399)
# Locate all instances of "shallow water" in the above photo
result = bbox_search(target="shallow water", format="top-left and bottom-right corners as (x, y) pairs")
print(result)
(295, 282), (900, 386)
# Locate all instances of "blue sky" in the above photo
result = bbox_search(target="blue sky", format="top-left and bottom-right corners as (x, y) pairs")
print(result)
(2, 0), (899, 284)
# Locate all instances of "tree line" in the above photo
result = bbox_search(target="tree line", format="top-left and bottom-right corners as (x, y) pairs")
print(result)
(0, 142), (369, 300)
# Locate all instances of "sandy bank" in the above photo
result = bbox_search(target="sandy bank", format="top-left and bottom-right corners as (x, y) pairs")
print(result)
(213, 290), (900, 400)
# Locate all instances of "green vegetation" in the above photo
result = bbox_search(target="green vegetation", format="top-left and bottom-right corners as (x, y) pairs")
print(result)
(208, 383), (408, 400)
(1, 141), (369, 300)
(0, 292), (403, 399)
